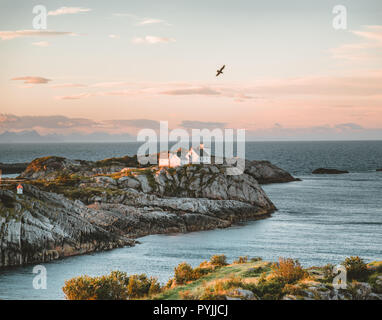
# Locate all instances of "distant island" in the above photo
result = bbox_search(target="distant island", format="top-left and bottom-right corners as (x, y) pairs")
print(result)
(0, 153), (297, 268)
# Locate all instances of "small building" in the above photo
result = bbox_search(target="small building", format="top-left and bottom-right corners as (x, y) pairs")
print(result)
(169, 153), (181, 167)
(158, 151), (170, 167)
(159, 151), (181, 168)
(17, 184), (23, 194)
(197, 144), (211, 164)
(185, 147), (200, 164)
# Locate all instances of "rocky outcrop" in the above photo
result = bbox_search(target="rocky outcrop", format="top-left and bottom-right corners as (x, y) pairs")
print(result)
(20, 155), (297, 185)
(244, 160), (299, 184)
(0, 162), (28, 174)
(312, 168), (349, 174)
(0, 154), (298, 268)
(0, 185), (134, 268)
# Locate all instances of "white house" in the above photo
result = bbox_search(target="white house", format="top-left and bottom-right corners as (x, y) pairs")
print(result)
(196, 144), (211, 164)
(159, 151), (181, 168)
(158, 145), (211, 167)
(185, 147), (200, 164)
(158, 151), (170, 167)
(169, 153), (181, 167)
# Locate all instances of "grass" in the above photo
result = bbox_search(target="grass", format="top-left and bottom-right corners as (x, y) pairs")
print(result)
(154, 261), (271, 300)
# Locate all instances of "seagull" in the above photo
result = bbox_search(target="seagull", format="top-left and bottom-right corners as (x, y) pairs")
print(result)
(216, 65), (225, 77)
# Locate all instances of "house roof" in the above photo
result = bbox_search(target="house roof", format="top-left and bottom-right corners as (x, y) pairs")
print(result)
(17, 184), (23, 189)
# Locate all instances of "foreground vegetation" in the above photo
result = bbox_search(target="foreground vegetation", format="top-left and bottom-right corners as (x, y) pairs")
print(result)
(63, 255), (382, 300)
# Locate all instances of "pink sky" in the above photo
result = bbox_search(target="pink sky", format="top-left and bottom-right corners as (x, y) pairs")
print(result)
(0, 2), (381, 140)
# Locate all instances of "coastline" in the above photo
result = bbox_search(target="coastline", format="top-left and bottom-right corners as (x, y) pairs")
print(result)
(0, 155), (292, 268)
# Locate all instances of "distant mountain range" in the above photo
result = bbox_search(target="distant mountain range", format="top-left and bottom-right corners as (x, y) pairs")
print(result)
(0, 130), (135, 143)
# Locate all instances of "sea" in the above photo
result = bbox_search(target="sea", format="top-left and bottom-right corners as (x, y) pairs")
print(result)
(0, 141), (381, 299)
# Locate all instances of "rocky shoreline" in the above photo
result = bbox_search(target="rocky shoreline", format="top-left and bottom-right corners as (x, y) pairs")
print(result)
(0, 155), (298, 268)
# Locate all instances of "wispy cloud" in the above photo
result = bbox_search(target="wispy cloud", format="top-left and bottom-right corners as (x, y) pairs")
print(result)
(330, 25), (382, 62)
(0, 30), (78, 40)
(161, 86), (220, 96)
(32, 41), (50, 47)
(104, 119), (160, 129)
(50, 83), (87, 88)
(55, 93), (91, 100)
(132, 36), (175, 44)
(108, 34), (120, 39)
(48, 7), (92, 16)
(137, 18), (171, 26)
(11, 76), (51, 84)
(0, 114), (160, 134)
(180, 120), (227, 129)
(113, 13), (171, 26)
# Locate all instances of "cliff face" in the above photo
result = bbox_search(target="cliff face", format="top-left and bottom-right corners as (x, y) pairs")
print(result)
(0, 186), (133, 267)
(0, 155), (298, 268)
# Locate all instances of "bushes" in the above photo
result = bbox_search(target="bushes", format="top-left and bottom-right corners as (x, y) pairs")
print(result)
(210, 254), (228, 267)
(233, 256), (248, 264)
(174, 262), (196, 284)
(62, 271), (160, 300)
(252, 274), (285, 300)
(342, 256), (369, 281)
(271, 258), (307, 284)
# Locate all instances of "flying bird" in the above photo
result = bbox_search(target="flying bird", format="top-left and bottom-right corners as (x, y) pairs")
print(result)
(216, 65), (225, 77)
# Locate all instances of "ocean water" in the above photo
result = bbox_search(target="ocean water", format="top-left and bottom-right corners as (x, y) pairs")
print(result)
(0, 141), (381, 299)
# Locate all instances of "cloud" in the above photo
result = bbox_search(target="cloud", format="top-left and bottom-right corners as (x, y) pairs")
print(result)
(335, 123), (363, 130)
(109, 34), (120, 39)
(244, 123), (382, 140)
(0, 30), (78, 40)
(137, 18), (171, 26)
(0, 114), (160, 134)
(104, 119), (160, 129)
(180, 120), (227, 130)
(113, 13), (171, 26)
(352, 25), (382, 44)
(0, 114), (95, 130)
(11, 76), (51, 84)
(50, 83), (87, 88)
(132, 36), (175, 44)
(55, 93), (91, 100)
(32, 41), (50, 47)
(161, 86), (220, 96)
(48, 7), (92, 16)
(330, 25), (382, 62)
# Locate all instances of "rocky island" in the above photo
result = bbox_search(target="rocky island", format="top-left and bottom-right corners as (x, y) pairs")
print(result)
(0, 155), (298, 268)
(312, 168), (349, 174)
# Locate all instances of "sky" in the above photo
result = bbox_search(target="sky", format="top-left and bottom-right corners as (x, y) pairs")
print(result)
(0, 0), (382, 140)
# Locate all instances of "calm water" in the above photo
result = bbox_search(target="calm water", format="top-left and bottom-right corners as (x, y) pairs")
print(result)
(0, 141), (381, 299)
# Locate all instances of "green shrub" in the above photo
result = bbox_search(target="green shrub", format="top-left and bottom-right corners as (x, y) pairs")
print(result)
(193, 266), (214, 278)
(62, 271), (160, 300)
(368, 273), (382, 293)
(322, 264), (335, 282)
(210, 254), (228, 267)
(271, 258), (307, 284)
(63, 273), (128, 300)
(342, 256), (369, 281)
(253, 276), (285, 300)
(233, 256), (248, 264)
(174, 262), (195, 284)
(250, 257), (263, 262)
